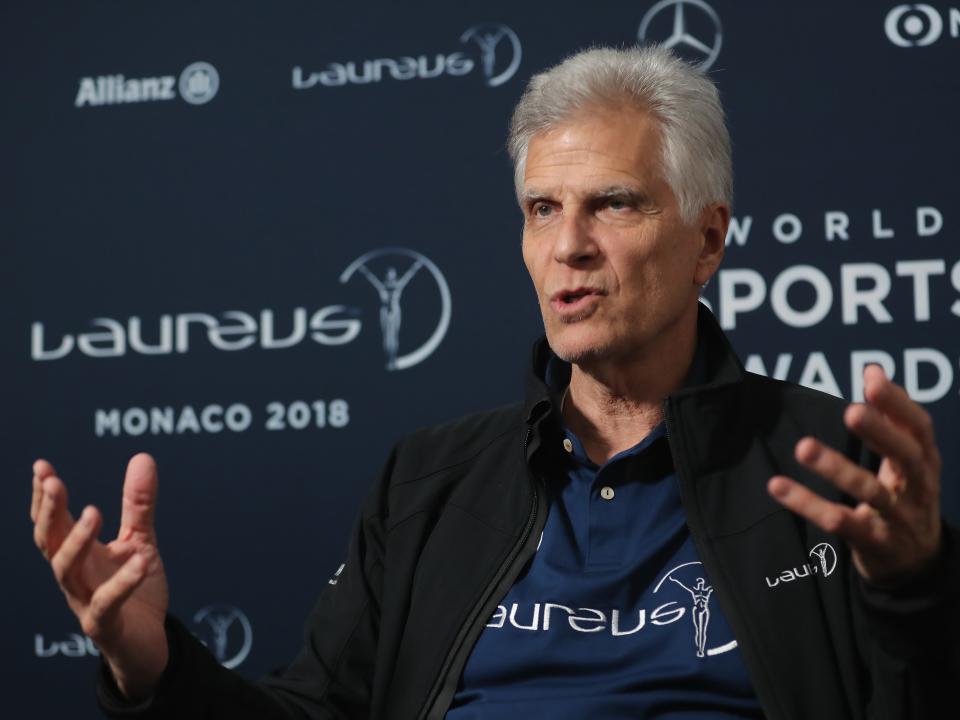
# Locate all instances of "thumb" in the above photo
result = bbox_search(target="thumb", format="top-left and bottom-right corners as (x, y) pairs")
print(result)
(118, 453), (159, 543)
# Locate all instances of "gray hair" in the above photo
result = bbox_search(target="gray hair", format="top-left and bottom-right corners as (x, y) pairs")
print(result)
(507, 45), (732, 224)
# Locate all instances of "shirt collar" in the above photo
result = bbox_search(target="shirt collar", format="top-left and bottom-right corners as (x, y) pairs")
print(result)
(523, 302), (745, 466)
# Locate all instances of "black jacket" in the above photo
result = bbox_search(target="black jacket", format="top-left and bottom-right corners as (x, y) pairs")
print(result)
(100, 305), (960, 719)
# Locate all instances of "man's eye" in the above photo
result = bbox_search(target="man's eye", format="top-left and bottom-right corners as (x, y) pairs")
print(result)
(607, 198), (630, 211)
(534, 204), (553, 217)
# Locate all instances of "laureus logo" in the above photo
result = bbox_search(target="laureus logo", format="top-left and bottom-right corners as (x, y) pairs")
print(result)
(654, 561), (737, 658)
(292, 23), (521, 90)
(459, 23), (523, 87)
(340, 248), (452, 371)
(30, 247), (450, 372)
(808, 542), (838, 577)
(192, 605), (253, 669)
(765, 543), (838, 589)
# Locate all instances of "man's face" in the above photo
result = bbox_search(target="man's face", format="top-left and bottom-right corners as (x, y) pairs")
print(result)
(521, 106), (720, 367)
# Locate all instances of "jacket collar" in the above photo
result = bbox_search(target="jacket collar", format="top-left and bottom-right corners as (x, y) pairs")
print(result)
(523, 302), (746, 434)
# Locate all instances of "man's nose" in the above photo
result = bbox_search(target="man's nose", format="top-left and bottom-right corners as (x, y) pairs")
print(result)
(553, 211), (599, 265)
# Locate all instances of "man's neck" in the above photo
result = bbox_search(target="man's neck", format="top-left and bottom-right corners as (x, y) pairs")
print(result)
(562, 320), (697, 465)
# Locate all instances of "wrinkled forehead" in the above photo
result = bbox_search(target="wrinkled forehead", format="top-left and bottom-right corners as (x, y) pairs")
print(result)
(521, 107), (668, 197)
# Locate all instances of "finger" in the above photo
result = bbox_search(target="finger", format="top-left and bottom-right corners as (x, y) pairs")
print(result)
(34, 477), (75, 561)
(844, 403), (925, 491)
(118, 453), (159, 543)
(31, 459), (57, 523)
(103, 539), (138, 561)
(51, 506), (102, 597)
(768, 475), (875, 546)
(87, 553), (148, 629)
(794, 437), (899, 514)
(863, 365), (938, 455)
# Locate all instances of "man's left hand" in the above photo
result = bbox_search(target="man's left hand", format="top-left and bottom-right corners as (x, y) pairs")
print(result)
(768, 364), (943, 586)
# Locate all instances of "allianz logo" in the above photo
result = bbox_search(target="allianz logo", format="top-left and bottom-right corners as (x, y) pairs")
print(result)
(76, 74), (176, 106)
(765, 543), (838, 588)
(35, 633), (99, 658)
(75, 61), (219, 108)
(293, 23), (521, 90)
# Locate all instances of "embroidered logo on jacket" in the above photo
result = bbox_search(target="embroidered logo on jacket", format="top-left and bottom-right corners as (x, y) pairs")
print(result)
(765, 543), (838, 588)
(328, 563), (346, 585)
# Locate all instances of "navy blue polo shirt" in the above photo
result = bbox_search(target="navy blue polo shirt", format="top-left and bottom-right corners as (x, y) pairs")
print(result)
(446, 353), (763, 718)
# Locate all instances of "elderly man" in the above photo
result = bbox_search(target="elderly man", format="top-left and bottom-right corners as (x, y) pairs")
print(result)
(31, 45), (957, 719)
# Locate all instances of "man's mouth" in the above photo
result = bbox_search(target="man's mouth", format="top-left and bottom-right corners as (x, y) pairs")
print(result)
(549, 287), (605, 317)
(551, 287), (604, 303)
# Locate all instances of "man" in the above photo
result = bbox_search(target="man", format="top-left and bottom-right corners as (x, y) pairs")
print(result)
(31, 45), (957, 718)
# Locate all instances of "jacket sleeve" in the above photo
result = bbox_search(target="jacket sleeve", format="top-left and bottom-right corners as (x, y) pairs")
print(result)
(96, 446), (395, 719)
(837, 436), (960, 719)
(853, 519), (960, 719)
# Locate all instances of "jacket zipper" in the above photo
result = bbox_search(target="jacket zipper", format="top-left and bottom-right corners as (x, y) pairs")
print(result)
(418, 424), (544, 720)
(664, 393), (787, 720)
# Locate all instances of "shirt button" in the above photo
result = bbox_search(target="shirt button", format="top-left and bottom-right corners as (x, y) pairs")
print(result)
(562, 438), (573, 453)
(600, 486), (615, 500)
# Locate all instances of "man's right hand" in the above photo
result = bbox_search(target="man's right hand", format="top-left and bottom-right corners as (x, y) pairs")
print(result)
(31, 453), (170, 701)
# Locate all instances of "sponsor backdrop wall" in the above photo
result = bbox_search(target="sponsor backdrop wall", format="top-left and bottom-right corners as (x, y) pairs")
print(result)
(4, 1), (958, 716)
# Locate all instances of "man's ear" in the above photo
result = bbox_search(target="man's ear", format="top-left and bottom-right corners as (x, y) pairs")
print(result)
(694, 203), (729, 286)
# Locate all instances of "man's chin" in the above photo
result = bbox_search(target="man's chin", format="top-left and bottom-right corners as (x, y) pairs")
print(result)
(546, 332), (611, 366)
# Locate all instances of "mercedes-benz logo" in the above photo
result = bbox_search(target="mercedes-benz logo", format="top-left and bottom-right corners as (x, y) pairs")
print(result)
(638, 0), (723, 70)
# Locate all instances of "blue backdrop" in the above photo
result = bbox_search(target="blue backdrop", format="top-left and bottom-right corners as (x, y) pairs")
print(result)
(4, 1), (958, 717)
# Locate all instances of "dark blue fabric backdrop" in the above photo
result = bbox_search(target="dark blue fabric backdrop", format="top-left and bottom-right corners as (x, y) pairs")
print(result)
(3, 1), (958, 717)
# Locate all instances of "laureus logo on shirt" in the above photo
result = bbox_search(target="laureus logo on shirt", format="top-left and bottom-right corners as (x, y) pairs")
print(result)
(654, 561), (738, 658)
(482, 561), (737, 659)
